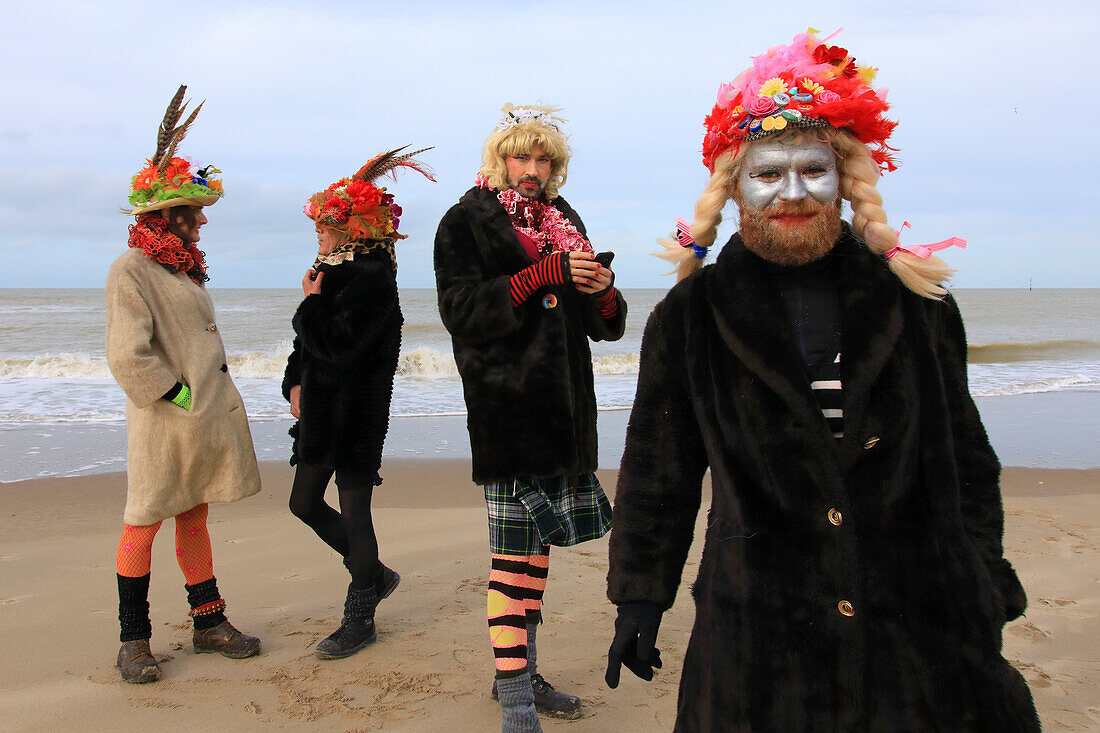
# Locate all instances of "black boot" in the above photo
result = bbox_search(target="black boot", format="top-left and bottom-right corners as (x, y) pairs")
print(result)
(343, 557), (401, 604)
(187, 578), (261, 658)
(375, 563), (401, 601)
(117, 574), (160, 683)
(526, 622), (582, 718)
(490, 621), (582, 719)
(315, 583), (378, 659)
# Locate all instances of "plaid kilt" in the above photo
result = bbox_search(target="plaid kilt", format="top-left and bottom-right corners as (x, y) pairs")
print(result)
(484, 473), (612, 555)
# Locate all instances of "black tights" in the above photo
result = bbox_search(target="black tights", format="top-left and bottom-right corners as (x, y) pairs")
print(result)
(289, 462), (379, 589)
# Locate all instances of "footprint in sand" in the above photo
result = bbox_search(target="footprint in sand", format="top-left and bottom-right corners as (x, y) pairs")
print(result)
(1007, 622), (1051, 642)
(1035, 597), (1092, 618)
(60, 563), (104, 572)
(456, 576), (487, 594)
(1, 596), (29, 605)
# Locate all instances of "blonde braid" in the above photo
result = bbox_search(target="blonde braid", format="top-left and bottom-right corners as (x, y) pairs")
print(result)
(656, 150), (738, 281)
(832, 132), (953, 299)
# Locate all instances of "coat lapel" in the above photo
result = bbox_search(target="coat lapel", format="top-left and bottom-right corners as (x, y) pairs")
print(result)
(832, 228), (904, 467)
(461, 187), (530, 273)
(706, 236), (837, 451)
(705, 226), (905, 467)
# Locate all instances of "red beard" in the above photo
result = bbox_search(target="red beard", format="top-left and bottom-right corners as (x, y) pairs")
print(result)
(736, 195), (842, 266)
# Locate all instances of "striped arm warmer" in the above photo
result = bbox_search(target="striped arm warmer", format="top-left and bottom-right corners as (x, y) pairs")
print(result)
(595, 286), (619, 319)
(509, 252), (569, 307)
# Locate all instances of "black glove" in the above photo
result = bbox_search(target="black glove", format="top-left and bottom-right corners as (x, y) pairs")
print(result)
(605, 600), (663, 688)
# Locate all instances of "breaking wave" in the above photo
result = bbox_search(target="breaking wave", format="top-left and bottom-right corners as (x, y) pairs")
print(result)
(968, 340), (1100, 364)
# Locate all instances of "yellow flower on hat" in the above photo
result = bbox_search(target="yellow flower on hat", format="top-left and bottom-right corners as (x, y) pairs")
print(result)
(759, 77), (787, 98)
(857, 64), (878, 84)
(800, 78), (825, 95)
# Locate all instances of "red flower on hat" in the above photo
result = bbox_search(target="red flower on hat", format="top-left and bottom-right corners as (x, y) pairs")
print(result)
(346, 180), (383, 208)
(812, 43), (848, 66)
(321, 197), (351, 222)
(813, 43), (858, 78)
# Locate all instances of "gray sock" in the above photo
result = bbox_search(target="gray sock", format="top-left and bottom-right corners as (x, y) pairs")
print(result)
(496, 671), (542, 733)
(526, 623), (538, 677)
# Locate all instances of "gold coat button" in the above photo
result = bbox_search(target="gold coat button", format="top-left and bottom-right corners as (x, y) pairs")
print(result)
(206, 322), (217, 332)
(863, 436), (880, 449)
(828, 508), (843, 526)
(838, 600), (855, 617)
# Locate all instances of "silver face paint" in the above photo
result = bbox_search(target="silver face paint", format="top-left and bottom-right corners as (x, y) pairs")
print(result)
(737, 137), (840, 210)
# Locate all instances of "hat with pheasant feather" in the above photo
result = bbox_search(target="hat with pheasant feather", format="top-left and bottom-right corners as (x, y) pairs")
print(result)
(125, 84), (224, 215)
(304, 146), (435, 242)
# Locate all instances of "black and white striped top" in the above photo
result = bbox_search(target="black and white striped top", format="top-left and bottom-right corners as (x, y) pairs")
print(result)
(811, 351), (843, 439)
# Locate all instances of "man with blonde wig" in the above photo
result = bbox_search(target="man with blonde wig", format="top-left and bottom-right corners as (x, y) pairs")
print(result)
(435, 104), (626, 732)
(604, 31), (1039, 731)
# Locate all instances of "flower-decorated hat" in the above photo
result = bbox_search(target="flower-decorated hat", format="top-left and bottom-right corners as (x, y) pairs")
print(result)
(304, 147), (435, 241)
(494, 103), (564, 132)
(126, 85), (224, 215)
(702, 29), (898, 173)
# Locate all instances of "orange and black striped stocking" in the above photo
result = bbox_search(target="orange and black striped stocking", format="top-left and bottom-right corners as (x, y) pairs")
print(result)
(487, 552), (549, 677)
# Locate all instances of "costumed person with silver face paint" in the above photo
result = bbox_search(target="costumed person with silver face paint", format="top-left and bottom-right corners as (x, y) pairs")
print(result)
(604, 31), (1039, 731)
(283, 147), (433, 659)
(106, 86), (262, 684)
(435, 104), (627, 732)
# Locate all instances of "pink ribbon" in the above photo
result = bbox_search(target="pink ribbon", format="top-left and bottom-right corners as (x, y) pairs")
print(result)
(884, 221), (967, 260)
(675, 217), (695, 247)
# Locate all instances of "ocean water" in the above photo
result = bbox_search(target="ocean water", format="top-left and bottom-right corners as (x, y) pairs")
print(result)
(1, 287), (1098, 479)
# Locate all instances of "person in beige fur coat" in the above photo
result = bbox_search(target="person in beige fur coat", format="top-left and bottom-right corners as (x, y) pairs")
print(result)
(105, 85), (262, 684)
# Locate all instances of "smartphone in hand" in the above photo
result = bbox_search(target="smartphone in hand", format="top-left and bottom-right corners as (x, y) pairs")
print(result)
(594, 251), (615, 268)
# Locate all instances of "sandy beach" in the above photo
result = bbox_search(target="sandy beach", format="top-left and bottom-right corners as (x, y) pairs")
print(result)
(1, 459), (1097, 731)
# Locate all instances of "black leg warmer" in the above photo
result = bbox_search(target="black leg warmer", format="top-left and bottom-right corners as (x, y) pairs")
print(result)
(343, 583), (379, 622)
(185, 577), (227, 630)
(118, 573), (153, 643)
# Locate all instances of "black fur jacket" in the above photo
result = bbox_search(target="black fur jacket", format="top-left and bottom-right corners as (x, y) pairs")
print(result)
(434, 186), (627, 484)
(282, 249), (402, 481)
(607, 227), (1038, 731)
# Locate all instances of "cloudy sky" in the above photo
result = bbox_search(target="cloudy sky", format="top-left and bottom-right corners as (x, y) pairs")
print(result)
(2, 0), (1095, 289)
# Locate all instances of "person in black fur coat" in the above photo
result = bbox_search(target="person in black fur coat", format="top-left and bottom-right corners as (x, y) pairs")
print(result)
(435, 104), (626, 732)
(605, 32), (1039, 732)
(282, 148), (433, 659)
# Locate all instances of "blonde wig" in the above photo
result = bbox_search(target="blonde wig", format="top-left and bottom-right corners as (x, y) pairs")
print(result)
(480, 104), (571, 199)
(658, 128), (953, 298)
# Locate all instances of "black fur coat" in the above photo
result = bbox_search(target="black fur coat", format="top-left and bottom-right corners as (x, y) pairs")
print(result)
(607, 227), (1038, 731)
(282, 250), (402, 481)
(434, 186), (627, 483)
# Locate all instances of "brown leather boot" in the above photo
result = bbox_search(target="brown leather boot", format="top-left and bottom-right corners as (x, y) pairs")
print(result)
(193, 620), (260, 658)
(117, 639), (161, 683)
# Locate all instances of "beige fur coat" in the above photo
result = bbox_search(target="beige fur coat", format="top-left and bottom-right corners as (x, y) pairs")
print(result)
(106, 248), (260, 526)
